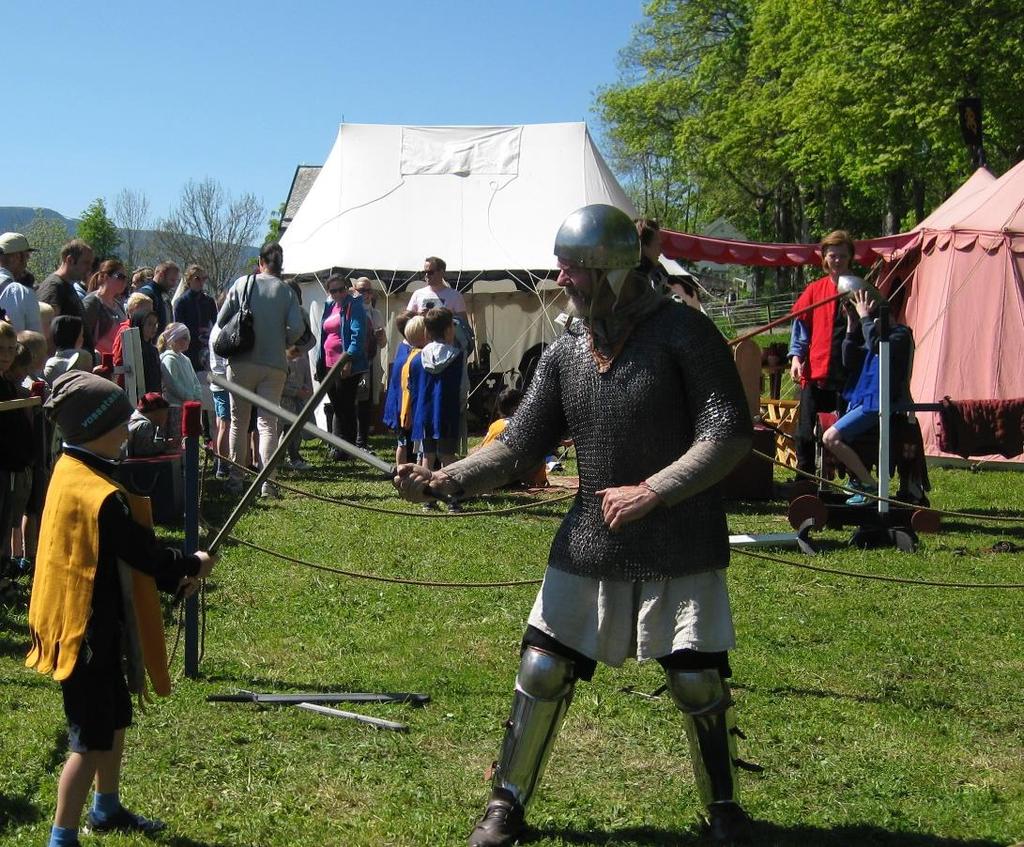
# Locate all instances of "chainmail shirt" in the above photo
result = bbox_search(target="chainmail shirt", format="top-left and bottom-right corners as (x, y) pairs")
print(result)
(445, 299), (752, 581)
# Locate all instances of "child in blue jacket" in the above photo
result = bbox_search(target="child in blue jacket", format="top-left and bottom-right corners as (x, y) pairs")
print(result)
(410, 308), (466, 473)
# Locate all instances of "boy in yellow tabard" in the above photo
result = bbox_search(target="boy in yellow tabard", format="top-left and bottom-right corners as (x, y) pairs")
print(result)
(25, 371), (216, 847)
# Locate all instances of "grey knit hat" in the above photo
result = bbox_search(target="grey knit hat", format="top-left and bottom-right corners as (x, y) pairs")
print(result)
(44, 371), (134, 444)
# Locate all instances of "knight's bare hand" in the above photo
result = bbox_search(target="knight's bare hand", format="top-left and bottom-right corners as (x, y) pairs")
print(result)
(595, 484), (661, 532)
(393, 463), (434, 502)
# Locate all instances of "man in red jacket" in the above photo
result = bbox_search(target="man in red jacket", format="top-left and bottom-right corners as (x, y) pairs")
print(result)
(788, 230), (855, 474)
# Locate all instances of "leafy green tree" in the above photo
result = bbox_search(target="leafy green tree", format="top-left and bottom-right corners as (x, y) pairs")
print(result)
(598, 0), (1024, 277)
(25, 214), (71, 283)
(264, 202), (285, 245)
(77, 197), (120, 260)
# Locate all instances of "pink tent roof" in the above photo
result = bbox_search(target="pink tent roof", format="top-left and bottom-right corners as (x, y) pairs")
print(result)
(660, 229), (914, 267)
(914, 167), (994, 231)
(946, 157), (1024, 233)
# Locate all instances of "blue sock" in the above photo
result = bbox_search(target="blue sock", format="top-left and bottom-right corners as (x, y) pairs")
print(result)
(48, 825), (78, 847)
(91, 790), (121, 821)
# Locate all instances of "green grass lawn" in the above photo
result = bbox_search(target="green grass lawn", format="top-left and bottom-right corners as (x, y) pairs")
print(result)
(2, 442), (1023, 846)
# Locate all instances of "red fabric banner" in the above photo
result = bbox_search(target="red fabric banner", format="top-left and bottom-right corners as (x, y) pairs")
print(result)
(659, 229), (918, 268)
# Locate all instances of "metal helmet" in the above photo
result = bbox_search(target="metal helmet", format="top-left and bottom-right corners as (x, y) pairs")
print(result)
(553, 204), (640, 270)
(837, 273), (885, 303)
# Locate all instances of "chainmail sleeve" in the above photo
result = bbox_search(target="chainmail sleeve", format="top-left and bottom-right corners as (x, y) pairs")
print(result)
(644, 310), (752, 507)
(441, 339), (568, 497)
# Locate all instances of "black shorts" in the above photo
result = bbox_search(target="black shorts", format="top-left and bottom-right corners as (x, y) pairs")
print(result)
(60, 651), (133, 753)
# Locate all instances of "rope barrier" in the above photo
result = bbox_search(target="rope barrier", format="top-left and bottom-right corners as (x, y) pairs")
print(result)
(214, 527), (543, 589)
(206, 447), (577, 518)
(750, 447), (1024, 524)
(734, 547), (1024, 589)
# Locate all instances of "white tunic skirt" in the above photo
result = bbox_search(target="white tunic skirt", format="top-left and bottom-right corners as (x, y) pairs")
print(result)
(527, 566), (736, 667)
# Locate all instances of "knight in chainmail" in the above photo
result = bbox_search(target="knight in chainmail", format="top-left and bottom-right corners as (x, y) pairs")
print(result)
(394, 204), (754, 846)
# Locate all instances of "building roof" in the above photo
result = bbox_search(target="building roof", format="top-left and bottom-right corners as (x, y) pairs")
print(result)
(282, 165), (322, 229)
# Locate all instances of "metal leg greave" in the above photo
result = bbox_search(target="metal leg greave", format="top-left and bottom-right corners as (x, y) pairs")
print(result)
(664, 668), (739, 808)
(491, 645), (576, 809)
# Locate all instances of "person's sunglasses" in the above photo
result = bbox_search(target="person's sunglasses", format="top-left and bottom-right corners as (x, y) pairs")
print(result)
(329, 287), (345, 294)
(109, 271), (128, 280)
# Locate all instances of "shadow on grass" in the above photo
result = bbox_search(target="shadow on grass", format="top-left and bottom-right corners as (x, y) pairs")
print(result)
(0, 675), (50, 690)
(529, 820), (1006, 846)
(45, 726), (69, 774)
(0, 600), (30, 660)
(725, 499), (803, 519)
(934, 520), (1024, 541)
(161, 835), (240, 847)
(0, 791), (42, 832)
(0, 635), (30, 662)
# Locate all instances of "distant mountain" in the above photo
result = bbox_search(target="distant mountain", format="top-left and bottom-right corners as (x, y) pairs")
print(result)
(0, 206), (79, 235)
(0, 206), (259, 277)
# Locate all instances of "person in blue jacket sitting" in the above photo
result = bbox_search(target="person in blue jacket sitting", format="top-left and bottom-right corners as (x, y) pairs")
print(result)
(822, 283), (913, 505)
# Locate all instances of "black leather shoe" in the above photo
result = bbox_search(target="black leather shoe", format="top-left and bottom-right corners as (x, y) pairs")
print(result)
(467, 790), (526, 847)
(707, 802), (754, 843)
(87, 806), (167, 835)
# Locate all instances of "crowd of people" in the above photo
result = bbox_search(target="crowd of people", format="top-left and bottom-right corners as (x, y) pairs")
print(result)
(0, 234), (226, 588)
(0, 228), (496, 846)
(2, 229), (221, 847)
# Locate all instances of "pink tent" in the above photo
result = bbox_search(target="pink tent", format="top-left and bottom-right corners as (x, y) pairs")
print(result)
(884, 163), (1024, 462)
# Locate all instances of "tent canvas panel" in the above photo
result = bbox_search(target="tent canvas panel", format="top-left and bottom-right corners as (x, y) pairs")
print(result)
(281, 122), (636, 278)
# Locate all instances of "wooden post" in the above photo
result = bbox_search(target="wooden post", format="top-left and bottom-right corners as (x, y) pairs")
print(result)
(181, 400), (202, 678)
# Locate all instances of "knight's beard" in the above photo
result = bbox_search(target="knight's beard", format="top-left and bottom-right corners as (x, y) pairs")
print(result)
(565, 289), (591, 319)
(565, 269), (628, 323)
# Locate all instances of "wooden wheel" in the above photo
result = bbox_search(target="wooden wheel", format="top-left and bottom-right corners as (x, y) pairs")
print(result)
(789, 494), (828, 531)
(910, 509), (941, 534)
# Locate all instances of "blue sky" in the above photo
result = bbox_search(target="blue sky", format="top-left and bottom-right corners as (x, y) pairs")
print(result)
(8, 0), (645, 226)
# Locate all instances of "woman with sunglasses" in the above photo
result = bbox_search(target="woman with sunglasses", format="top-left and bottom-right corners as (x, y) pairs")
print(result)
(315, 274), (366, 458)
(82, 260), (129, 356)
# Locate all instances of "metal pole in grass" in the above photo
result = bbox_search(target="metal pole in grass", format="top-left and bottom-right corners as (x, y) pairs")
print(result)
(182, 400), (202, 678)
(877, 301), (891, 516)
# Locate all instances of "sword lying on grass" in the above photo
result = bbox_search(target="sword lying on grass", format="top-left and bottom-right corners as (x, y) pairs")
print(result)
(207, 690), (430, 706)
(207, 691), (427, 732)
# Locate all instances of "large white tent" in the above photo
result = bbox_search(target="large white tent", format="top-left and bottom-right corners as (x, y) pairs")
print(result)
(280, 122), (636, 394)
(281, 122), (635, 281)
